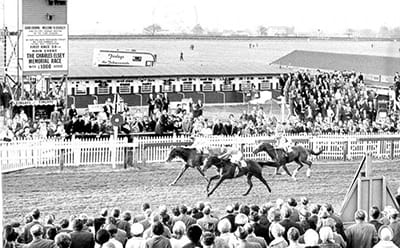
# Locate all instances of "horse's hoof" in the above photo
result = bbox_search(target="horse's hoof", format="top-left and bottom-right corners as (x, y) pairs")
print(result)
(292, 176), (297, 181)
(168, 183), (176, 186)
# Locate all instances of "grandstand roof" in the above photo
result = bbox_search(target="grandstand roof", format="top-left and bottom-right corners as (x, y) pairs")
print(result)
(271, 50), (400, 77)
(68, 63), (288, 79)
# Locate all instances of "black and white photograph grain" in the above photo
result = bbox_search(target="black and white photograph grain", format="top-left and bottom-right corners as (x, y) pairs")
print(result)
(1, 0), (400, 247)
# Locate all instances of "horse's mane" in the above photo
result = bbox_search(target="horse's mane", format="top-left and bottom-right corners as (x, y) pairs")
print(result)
(172, 146), (196, 152)
(207, 156), (230, 168)
(169, 146), (197, 161)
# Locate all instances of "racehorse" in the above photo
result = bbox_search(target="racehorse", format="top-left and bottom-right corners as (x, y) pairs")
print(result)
(166, 146), (224, 186)
(252, 143), (324, 180)
(201, 156), (272, 197)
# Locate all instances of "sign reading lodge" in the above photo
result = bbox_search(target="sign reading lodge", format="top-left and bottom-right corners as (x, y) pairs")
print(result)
(22, 24), (68, 74)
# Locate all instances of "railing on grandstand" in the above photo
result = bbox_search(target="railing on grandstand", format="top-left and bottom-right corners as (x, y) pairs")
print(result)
(2, 133), (400, 173)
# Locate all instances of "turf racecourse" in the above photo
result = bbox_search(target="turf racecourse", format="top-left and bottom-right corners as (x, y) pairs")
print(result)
(3, 159), (400, 224)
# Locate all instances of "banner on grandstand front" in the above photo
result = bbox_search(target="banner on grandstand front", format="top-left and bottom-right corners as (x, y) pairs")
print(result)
(22, 25), (68, 74)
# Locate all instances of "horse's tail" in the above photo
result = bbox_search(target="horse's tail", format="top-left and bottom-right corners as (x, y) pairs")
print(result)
(308, 148), (324, 156)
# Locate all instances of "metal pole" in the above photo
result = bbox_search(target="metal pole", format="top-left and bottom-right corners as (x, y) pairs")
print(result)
(281, 95), (285, 123)
(64, 76), (68, 120)
(16, 0), (20, 100)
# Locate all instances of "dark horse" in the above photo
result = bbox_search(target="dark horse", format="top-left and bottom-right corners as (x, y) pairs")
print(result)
(201, 156), (272, 197)
(166, 147), (224, 186)
(253, 143), (324, 180)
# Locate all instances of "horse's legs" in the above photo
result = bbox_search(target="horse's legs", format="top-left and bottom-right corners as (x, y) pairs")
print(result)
(206, 175), (220, 192)
(243, 174), (254, 196)
(301, 159), (312, 178)
(274, 167), (281, 175)
(254, 173), (272, 193)
(292, 159), (304, 181)
(169, 164), (189, 186)
(207, 176), (226, 197)
(281, 164), (292, 177)
(195, 166), (209, 183)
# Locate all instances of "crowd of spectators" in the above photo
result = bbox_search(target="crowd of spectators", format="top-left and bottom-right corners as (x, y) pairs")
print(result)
(2, 71), (400, 141)
(279, 71), (400, 134)
(4, 192), (400, 248)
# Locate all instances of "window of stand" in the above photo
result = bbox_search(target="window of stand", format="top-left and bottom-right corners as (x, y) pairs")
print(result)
(141, 82), (152, 93)
(119, 83), (131, 94)
(182, 82), (194, 92)
(241, 82), (252, 91)
(222, 78), (233, 91)
(75, 82), (87, 95)
(260, 81), (271, 90)
(202, 82), (213, 91)
(98, 86), (109, 95)
(163, 80), (173, 92)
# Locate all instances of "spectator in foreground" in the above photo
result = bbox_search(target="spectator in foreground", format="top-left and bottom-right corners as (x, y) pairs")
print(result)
(217, 218), (236, 248)
(303, 229), (320, 248)
(319, 226), (340, 248)
(234, 226), (261, 248)
(321, 218), (346, 248)
(125, 223), (145, 248)
(104, 224), (123, 248)
(345, 210), (378, 248)
(3, 224), (19, 248)
(396, 187), (400, 207)
(244, 223), (267, 248)
(182, 224), (203, 248)
(388, 209), (400, 247)
(95, 229), (110, 248)
(196, 206), (218, 233)
(369, 206), (383, 232)
(287, 227), (303, 248)
(70, 219), (95, 248)
(373, 225), (398, 248)
(145, 221), (171, 248)
(55, 233), (72, 248)
(25, 224), (56, 248)
(170, 221), (189, 248)
(19, 208), (42, 244)
(269, 223), (288, 248)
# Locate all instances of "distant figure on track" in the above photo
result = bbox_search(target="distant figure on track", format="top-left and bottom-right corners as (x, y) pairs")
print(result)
(180, 52), (184, 61)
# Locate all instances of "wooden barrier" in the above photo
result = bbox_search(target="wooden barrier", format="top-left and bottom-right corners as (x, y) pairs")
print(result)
(339, 154), (400, 225)
(2, 133), (400, 173)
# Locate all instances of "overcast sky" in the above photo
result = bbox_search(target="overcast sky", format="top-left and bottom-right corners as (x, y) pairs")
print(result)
(2, 0), (399, 34)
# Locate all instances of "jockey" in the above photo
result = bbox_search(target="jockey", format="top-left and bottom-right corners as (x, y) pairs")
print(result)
(189, 136), (207, 154)
(218, 144), (247, 169)
(276, 135), (293, 159)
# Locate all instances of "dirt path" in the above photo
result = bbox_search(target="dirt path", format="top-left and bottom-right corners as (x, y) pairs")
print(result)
(3, 159), (400, 224)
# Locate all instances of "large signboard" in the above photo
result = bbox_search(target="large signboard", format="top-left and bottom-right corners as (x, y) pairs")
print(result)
(93, 49), (155, 67)
(22, 24), (68, 74)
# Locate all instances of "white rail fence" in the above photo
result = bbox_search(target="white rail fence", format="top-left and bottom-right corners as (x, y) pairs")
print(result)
(2, 133), (400, 173)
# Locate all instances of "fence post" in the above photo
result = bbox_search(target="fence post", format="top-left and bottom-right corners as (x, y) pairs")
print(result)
(343, 140), (348, 161)
(133, 138), (139, 167)
(142, 146), (147, 167)
(72, 136), (80, 166)
(111, 127), (118, 169)
(390, 139), (394, 160)
(60, 146), (65, 172)
(123, 137), (131, 169)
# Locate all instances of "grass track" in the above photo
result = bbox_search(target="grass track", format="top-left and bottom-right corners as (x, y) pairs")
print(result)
(3, 159), (400, 224)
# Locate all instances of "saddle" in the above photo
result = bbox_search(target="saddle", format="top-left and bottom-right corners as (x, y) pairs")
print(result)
(233, 160), (247, 177)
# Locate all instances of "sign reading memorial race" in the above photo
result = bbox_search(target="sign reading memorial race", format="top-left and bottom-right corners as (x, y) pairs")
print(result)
(23, 25), (68, 73)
